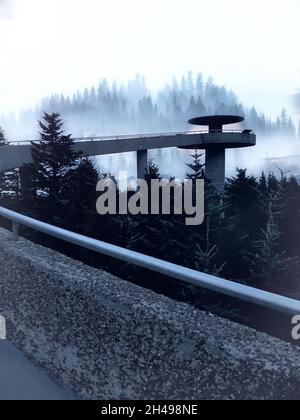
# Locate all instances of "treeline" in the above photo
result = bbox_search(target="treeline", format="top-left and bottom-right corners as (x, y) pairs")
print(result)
(0, 73), (296, 140)
(0, 113), (299, 303)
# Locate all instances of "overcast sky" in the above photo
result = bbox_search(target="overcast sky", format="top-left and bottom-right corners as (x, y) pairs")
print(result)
(0, 0), (299, 117)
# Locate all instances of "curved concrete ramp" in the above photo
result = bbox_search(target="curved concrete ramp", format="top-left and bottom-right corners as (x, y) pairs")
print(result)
(0, 228), (299, 400)
(0, 131), (256, 172)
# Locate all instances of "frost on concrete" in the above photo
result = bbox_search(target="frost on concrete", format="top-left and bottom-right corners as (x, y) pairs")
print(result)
(0, 227), (299, 400)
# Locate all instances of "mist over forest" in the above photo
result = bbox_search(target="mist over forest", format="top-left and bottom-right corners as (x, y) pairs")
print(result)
(1, 72), (297, 138)
(293, 91), (300, 113)
(1, 72), (299, 179)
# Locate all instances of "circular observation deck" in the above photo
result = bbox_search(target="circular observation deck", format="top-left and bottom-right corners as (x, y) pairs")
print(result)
(179, 115), (256, 150)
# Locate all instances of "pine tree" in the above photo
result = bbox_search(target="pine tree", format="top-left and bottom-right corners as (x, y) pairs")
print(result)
(278, 108), (295, 137)
(195, 73), (204, 96)
(0, 169), (20, 200)
(26, 112), (83, 202)
(258, 172), (268, 195)
(193, 217), (227, 277)
(184, 151), (225, 276)
(248, 182), (297, 289)
(144, 159), (162, 184)
(221, 169), (260, 280)
(22, 112), (85, 225)
(61, 157), (99, 233)
(288, 116), (295, 137)
(225, 169), (259, 219)
(0, 127), (6, 144)
(2, 72), (281, 138)
(186, 152), (205, 179)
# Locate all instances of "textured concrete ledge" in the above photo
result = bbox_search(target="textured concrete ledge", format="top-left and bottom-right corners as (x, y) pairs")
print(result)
(0, 227), (299, 400)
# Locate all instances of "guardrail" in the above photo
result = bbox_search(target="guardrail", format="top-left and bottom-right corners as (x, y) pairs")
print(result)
(0, 206), (298, 316)
(7, 129), (254, 146)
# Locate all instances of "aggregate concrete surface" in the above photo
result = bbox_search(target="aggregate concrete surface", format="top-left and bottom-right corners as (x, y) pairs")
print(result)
(0, 227), (299, 400)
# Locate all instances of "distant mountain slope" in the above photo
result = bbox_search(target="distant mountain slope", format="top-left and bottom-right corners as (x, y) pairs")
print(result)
(1, 73), (296, 141)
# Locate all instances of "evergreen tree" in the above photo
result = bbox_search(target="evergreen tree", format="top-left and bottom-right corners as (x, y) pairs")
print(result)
(248, 181), (297, 289)
(279, 108), (292, 136)
(185, 152), (205, 180)
(258, 172), (268, 195)
(225, 169), (259, 224)
(22, 112), (85, 226)
(184, 152), (225, 276)
(2, 72), (290, 139)
(144, 159), (162, 184)
(195, 73), (204, 96)
(62, 157), (99, 232)
(0, 127), (6, 144)
(288, 116), (295, 137)
(26, 112), (83, 202)
(0, 169), (20, 200)
(275, 175), (300, 265)
(222, 169), (260, 279)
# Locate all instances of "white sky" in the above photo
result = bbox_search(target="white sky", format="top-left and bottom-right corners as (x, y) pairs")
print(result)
(0, 0), (299, 117)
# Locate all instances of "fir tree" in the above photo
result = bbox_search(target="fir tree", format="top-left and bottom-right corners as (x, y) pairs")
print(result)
(1, 73), (292, 139)
(0, 169), (20, 200)
(185, 152), (205, 180)
(62, 157), (99, 232)
(258, 172), (268, 195)
(144, 159), (162, 184)
(225, 169), (259, 225)
(26, 112), (83, 202)
(0, 127), (6, 144)
(248, 182), (297, 289)
(193, 217), (227, 277)
(222, 169), (260, 280)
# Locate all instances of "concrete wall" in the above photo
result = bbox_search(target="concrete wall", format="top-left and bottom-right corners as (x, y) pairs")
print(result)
(0, 227), (299, 400)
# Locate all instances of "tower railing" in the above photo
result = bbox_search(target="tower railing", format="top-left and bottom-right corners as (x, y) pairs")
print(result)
(0, 206), (298, 316)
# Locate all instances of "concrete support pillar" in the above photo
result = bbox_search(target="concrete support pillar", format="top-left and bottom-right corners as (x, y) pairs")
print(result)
(19, 166), (35, 198)
(205, 147), (226, 195)
(137, 149), (148, 179)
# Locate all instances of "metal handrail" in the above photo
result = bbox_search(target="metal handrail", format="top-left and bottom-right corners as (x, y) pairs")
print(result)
(0, 206), (298, 316)
(7, 130), (254, 146)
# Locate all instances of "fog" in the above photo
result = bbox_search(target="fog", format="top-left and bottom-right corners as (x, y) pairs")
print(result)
(94, 136), (300, 183)
(0, 0), (299, 117)
(1, 71), (299, 181)
(226, 136), (300, 178)
(1, 0), (299, 180)
(0, 0), (12, 19)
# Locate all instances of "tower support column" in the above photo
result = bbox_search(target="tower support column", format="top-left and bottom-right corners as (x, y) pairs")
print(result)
(19, 166), (35, 198)
(137, 149), (148, 179)
(205, 147), (226, 195)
